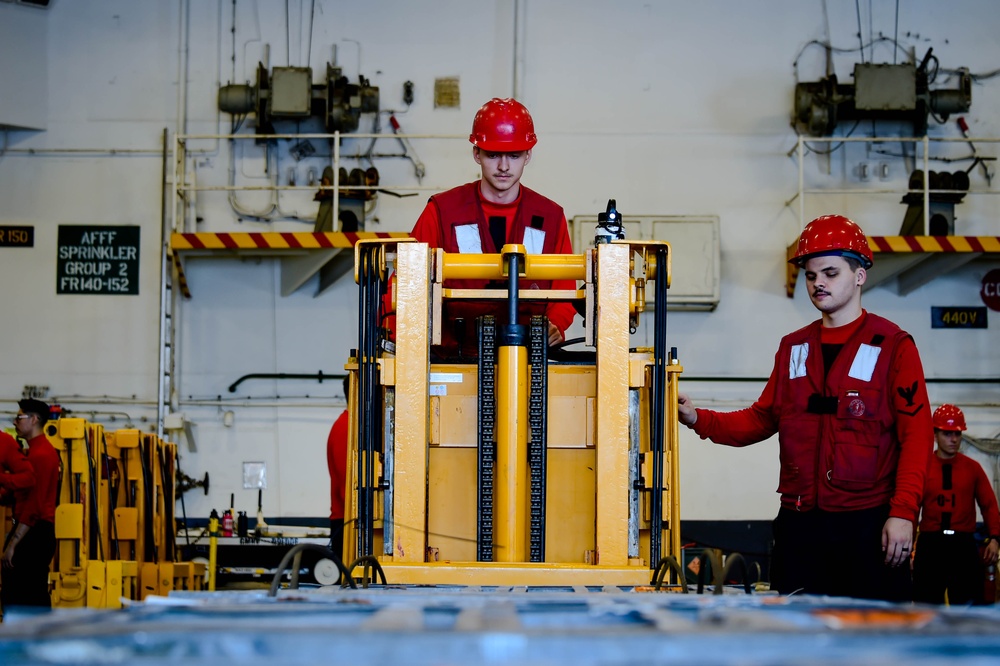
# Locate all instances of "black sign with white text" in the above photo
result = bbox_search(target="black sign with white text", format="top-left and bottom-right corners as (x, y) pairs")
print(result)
(931, 306), (987, 329)
(57, 225), (140, 295)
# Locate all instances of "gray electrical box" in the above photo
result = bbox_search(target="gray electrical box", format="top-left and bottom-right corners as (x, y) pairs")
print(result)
(854, 63), (916, 111)
(270, 67), (312, 116)
(571, 215), (721, 311)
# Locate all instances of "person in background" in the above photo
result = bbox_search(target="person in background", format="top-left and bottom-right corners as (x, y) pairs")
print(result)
(385, 97), (577, 357)
(0, 429), (35, 508)
(677, 214), (933, 600)
(913, 404), (1000, 605)
(327, 376), (349, 562)
(1, 399), (60, 613)
(0, 427), (36, 611)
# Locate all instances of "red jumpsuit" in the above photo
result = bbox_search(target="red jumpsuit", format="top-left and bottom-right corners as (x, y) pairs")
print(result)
(386, 181), (576, 357)
(327, 409), (349, 560)
(327, 410), (349, 524)
(0, 431), (34, 502)
(913, 451), (1000, 604)
(2, 434), (59, 610)
(691, 311), (933, 599)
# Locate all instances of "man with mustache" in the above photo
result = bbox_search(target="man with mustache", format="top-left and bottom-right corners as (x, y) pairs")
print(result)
(677, 215), (933, 600)
(386, 97), (576, 358)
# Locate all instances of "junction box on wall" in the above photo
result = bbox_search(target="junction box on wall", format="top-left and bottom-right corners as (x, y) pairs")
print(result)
(793, 49), (971, 136)
(218, 62), (379, 135)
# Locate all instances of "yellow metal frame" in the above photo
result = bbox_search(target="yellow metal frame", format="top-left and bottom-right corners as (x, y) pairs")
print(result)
(47, 421), (201, 606)
(346, 239), (683, 586)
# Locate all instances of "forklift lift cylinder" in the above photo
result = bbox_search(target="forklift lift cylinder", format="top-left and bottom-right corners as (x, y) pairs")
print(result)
(495, 344), (530, 562)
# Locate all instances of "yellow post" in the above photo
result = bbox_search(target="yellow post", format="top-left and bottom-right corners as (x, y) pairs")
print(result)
(207, 510), (219, 591)
(50, 418), (90, 608)
(667, 364), (683, 563)
(392, 242), (431, 562)
(494, 344), (529, 562)
(594, 243), (631, 566)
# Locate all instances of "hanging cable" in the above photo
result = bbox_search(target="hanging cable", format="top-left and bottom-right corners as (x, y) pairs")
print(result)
(867, 0), (873, 64)
(648, 246), (669, 568)
(792, 37), (912, 83)
(802, 120), (861, 155)
(651, 556), (688, 592)
(854, 0), (866, 63)
(346, 555), (387, 588)
(893, 0), (900, 64)
(267, 543), (356, 595)
(307, 0), (316, 69)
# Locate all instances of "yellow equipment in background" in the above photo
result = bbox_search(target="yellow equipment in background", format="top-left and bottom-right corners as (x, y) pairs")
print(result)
(47, 420), (204, 608)
(342, 239), (683, 587)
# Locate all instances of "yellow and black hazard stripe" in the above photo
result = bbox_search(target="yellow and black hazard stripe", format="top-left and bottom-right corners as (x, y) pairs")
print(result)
(868, 236), (1000, 253)
(170, 231), (410, 251)
(169, 232), (412, 298)
(787, 235), (1000, 297)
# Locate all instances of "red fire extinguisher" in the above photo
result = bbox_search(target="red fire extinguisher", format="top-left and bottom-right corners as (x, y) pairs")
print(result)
(222, 509), (234, 537)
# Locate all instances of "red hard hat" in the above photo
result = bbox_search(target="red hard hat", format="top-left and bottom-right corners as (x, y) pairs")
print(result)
(932, 404), (967, 431)
(789, 214), (874, 269)
(469, 98), (537, 152)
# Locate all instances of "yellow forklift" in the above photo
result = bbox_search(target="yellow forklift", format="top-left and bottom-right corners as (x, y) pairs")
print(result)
(341, 206), (684, 588)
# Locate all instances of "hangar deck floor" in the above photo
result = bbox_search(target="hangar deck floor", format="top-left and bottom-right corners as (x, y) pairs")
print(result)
(1, 586), (998, 665)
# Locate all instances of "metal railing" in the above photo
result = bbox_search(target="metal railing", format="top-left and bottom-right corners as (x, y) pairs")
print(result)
(788, 134), (998, 235)
(170, 131), (466, 234)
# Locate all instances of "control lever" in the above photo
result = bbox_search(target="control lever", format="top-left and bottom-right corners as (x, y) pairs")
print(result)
(389, 115), (426, 182)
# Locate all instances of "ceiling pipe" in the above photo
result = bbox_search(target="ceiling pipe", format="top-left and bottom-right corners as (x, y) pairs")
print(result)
(512, 0), (526, 100)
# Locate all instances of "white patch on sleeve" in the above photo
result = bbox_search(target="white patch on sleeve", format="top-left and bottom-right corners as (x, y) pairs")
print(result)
(455, 224), (482, 254)
(523, 227), (546, 254)
(789, 343), (809, 379)
(848, 343), (881, 382)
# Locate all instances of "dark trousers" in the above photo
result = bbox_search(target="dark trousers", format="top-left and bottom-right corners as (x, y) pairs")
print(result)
(330, 519), (345, 561)
(912, 531), (982, 605)
(1, 520), (55, 613)
(771, 505), (911, 601)
(328, 518), (345, 586)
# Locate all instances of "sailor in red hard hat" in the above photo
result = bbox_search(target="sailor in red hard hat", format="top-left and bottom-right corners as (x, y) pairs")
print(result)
(678, 214), (934, 601)
(385, 98), (576, 358)
(913, 404), (1000, 605)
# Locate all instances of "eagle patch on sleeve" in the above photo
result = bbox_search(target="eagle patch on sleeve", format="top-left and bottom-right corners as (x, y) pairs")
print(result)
(895, 380), (925, 417)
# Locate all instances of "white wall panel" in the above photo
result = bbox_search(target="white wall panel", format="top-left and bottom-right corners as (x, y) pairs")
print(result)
(0, 0), (998, 522)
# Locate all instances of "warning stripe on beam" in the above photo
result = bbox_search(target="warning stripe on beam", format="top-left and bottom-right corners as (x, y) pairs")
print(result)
(170, 231), (411, 251)
(787, 236), (1000, 299)
(868, 236), (1000, 253)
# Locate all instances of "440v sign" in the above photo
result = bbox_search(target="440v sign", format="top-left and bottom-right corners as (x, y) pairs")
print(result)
(931, 306), (987, 329)
(57, 225), (140, 295)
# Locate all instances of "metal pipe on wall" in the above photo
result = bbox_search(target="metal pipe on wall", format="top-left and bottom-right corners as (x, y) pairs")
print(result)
(176, 0), (189, 141)
(158, 127), (171, 439)
(512, 0), (527, 99)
